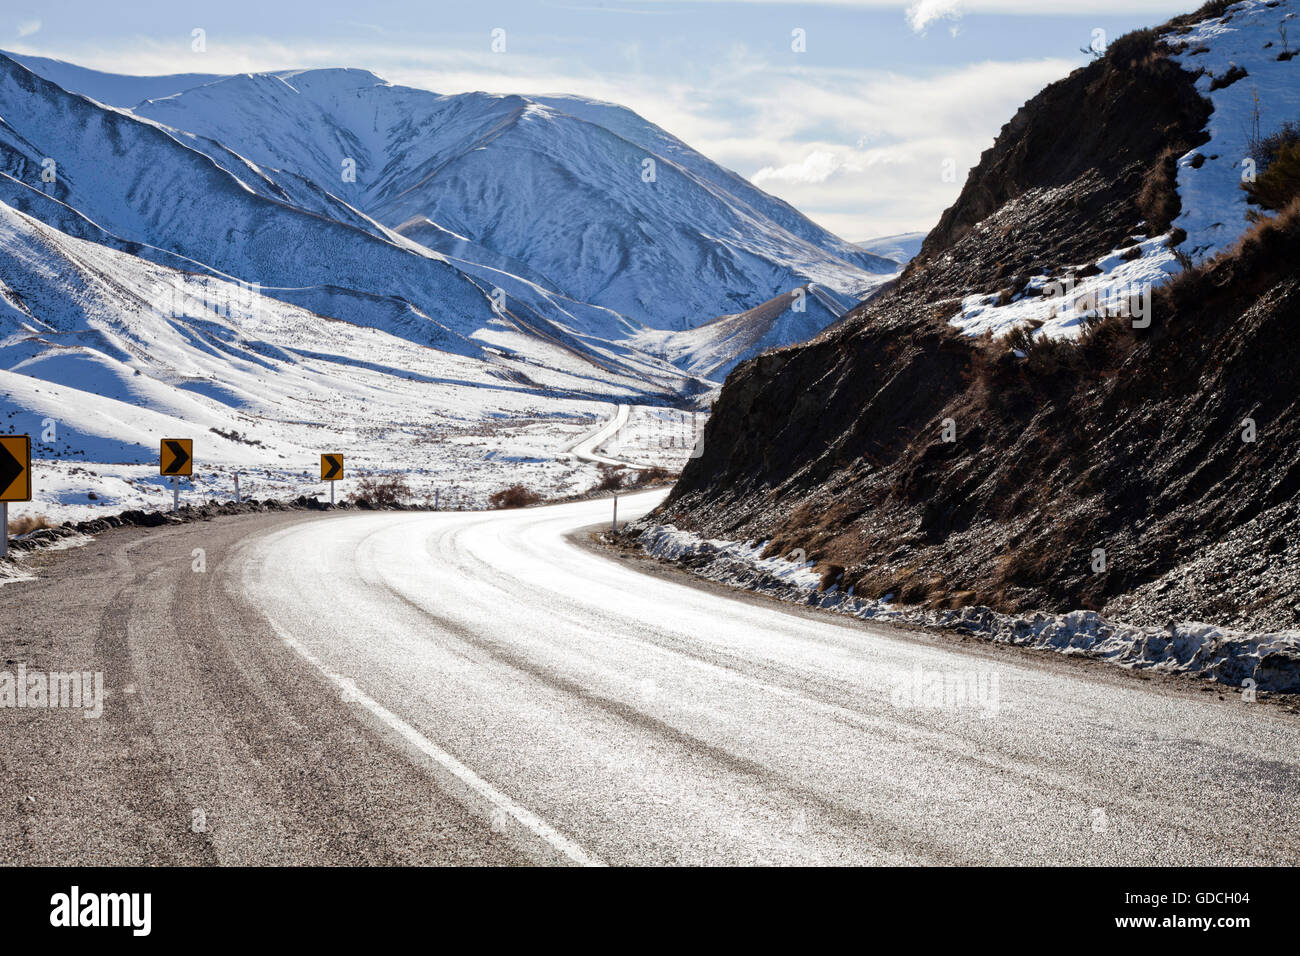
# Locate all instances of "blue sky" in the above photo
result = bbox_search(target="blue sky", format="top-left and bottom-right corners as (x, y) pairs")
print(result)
(8, 0), (1195, 239)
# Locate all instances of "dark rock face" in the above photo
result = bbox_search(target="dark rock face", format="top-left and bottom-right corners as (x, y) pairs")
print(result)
(657, 20), (1300, 631)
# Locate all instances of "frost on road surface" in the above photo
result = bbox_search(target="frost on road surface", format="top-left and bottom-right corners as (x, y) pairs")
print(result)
(236, 493), (1300, 866)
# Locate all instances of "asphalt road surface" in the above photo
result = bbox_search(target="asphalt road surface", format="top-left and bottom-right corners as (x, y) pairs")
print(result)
(2, 492), (1298, 865)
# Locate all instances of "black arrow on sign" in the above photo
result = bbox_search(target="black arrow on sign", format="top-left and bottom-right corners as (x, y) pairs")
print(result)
(0, 442), (24, 495)
(163, 440), (190, 475)
(323, 456), (342, 480)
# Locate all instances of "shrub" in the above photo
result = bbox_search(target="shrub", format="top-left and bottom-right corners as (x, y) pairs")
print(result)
(592, 463), (679, 494)
(1104, 28), (1161, 69)
(1244, 126), (1300, 211)
(1004, 324), (1037, 355)
(595, 464), (626, 491)
(489, 484), (542, 509)
(348, 473), (411, 508)
(1248, 120), (1300, 167)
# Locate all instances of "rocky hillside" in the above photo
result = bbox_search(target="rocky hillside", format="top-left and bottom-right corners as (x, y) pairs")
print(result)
(650, 0), (1300, 631)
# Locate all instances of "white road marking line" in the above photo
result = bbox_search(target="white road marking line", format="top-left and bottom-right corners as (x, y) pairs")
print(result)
(265, 620), (606, 867)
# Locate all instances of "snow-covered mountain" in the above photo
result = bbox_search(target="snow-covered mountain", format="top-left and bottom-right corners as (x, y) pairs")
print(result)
(127, 69), (894, 329)
(6, 53), (895, 332)
(856, 232), (927, 265)
(0, 50), (896, 517)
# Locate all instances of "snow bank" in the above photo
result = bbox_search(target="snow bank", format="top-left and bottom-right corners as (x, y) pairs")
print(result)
(634, 522), (1300, 694)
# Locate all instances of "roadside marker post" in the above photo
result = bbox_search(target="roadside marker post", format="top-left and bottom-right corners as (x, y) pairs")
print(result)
(159, 439), (193, 513)
(612, 495), (618, 533)
(234, 473), (241, 504)
(321, 454), (344, 505)
(0, 435), (33, 559)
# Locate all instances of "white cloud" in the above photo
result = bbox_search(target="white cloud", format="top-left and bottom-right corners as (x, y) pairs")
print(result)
(17, 19), (41, 38)
(907, 0), (964, 34)
(754, 150), (859, 185)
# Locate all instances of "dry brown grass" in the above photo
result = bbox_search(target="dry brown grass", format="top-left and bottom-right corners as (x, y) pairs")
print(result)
(7, 513), (54, 536)
(1244, 128), (1300, 212)
(1162, 194), (1300, 312)
(1137, 146), (1183, 233)
(629, 465), (678, 487)
(593, 463), (678, 494)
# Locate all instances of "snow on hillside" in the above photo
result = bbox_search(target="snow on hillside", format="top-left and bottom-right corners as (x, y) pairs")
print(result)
(1169, 0), (1300, 260)
(0, 51), (221, 107)
(528, 93), (896, 274)
(856, 232), (927, 265)
(952, 225), (1182, 339)
(947, 0), (1299, 341)
(0, 59), (503, 341)
(632, 283), (863, 381)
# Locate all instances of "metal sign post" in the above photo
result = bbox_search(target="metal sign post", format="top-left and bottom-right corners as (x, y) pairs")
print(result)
(612, 495), (618, 533)
(321, 455), (343, 505)
(159, 439), (193, 513)
(0, 435), (33, 555)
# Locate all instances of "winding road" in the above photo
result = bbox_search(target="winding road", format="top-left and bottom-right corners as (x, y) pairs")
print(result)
(2, 491), (1299, 865)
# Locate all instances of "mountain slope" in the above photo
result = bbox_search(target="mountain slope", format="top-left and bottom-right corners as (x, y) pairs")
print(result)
(631, 284), (853, 381)
(651, 0), (1300, 631)
(0, 51), (221, 107)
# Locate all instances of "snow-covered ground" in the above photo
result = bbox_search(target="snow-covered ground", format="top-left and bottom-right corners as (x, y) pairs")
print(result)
(6, 395), (703, 525)
(951, 226), (1178, 339)
(633, 522), (1300, 694)
(948, 0), (1299, 341)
